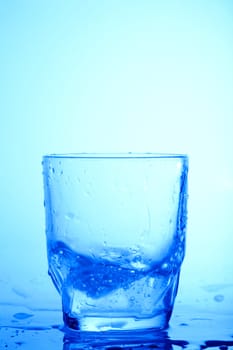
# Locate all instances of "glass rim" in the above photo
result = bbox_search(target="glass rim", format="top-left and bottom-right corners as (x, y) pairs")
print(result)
(43, 152), (188, 160)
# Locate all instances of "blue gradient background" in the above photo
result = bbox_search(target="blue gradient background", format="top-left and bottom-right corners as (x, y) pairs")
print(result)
(1, 0), (233, 319)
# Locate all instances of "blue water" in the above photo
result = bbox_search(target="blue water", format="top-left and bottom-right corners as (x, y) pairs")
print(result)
(47, 241), (182, 326)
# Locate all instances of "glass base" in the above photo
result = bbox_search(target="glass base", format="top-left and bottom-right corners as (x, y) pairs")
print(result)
(63, 313), (171, 349)
(63, 310), (172, 332)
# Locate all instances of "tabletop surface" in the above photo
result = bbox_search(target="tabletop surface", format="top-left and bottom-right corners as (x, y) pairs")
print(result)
(0, 303), (233, 350)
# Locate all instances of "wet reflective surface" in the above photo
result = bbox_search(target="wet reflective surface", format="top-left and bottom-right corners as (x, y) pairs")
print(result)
(1, 304), (233, 350)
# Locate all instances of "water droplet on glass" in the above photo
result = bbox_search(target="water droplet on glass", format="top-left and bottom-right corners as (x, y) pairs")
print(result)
(84, 190), (91, 197)
(65, 212), (75, 220)
(161, 262), (169, 270)
(130, 246), (139, 254)
(58, 249), (64, 255)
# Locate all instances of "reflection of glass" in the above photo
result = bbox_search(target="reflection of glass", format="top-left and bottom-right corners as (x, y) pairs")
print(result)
(42, 153), (188, 334)
(62, 328), (174, 350)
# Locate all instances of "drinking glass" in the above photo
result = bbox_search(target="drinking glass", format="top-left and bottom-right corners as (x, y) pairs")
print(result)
(42, 153), (188, 333)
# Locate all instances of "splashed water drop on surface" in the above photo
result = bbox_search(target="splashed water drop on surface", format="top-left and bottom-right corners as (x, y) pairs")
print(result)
(214, 294), (224, 302)
(13, 313), (34, 320)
